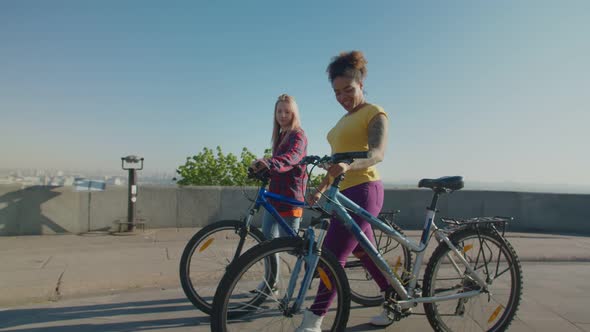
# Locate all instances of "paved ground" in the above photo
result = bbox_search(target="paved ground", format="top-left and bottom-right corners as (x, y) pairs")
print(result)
(1, 228), (590, 331)
(1, 263), (589, 331)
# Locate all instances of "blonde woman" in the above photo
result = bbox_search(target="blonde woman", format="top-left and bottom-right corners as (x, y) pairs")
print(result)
(250, 94), (308, 292)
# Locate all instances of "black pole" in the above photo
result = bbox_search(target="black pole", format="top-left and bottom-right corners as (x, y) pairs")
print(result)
(122, 155), (143, 233)
(127, 169), (136, 231)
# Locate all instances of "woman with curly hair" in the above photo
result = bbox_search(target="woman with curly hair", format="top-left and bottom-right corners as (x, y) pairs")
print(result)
(297, 51), (391, 331)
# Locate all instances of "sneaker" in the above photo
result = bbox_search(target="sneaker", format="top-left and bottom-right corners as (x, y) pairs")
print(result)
(369, 307), (395, 326)
(295, 310), (324, 332)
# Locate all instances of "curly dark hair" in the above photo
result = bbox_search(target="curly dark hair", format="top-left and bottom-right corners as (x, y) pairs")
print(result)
(326, 50), (368, 83)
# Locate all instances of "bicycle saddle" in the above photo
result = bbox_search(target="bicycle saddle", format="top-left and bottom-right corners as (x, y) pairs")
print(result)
(418, 176), (464, 192)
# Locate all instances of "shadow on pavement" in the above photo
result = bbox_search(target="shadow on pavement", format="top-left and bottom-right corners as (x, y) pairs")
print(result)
(0, 298), (208, 331)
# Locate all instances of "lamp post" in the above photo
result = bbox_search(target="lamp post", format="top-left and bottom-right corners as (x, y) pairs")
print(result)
(121, 155), (144, 232)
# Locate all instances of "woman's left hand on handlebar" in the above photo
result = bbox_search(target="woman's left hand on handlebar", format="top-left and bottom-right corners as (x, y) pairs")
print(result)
(306, 190), (322, 205)
(327, 162), (350, 177)
(250, 159), (270, 173)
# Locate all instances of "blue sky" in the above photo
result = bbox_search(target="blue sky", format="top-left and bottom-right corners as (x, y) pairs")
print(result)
(1, 1), (589, 189)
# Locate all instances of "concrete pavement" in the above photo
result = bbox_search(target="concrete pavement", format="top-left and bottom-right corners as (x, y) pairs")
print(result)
(1, 263), (590, 331)
(1, 227), (590, 308)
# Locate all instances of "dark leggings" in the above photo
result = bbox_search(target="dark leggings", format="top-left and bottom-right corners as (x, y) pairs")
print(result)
(310, 180), (389, 315)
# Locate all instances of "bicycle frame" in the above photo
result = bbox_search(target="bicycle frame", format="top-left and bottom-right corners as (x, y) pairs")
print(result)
(230, 180), (307, 264)
(254, 187), (305, 238)
(287, 176), (489, 312)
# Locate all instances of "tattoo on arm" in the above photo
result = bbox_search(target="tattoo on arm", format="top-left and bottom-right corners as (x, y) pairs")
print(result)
(368, 114), (388, 161)
(349, 114), (388, 171)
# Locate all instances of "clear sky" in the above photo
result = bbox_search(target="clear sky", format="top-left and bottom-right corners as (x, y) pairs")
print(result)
(1, 1), (589, 189)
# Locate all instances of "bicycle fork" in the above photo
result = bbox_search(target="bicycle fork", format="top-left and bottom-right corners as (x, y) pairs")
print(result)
(282, 217), (331, 315)
(232, 212), (255, 263)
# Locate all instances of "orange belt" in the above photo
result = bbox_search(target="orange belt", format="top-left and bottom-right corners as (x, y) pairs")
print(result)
(279, 208), (303, 218)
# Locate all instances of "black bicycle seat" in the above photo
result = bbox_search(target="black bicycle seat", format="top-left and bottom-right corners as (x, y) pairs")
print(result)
(418, 176), (464, 192)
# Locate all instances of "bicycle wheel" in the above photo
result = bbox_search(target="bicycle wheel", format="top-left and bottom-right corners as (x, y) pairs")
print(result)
(211, 237), (351, 332)
(179, 220), (266, 314)
(423, 227), (523, 332)
(345, 217), (412, 307)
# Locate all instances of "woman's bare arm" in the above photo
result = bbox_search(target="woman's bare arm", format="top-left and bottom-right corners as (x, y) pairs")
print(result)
(348, 113), (388, 171)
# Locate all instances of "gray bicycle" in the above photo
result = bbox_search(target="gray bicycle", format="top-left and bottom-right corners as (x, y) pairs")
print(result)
(211, 152), (522, 332)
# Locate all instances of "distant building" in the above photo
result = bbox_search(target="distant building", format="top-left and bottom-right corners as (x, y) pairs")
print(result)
(106, 176), (125, 186)
(64, 176), (75, 186)
(49, 177), (66, 186)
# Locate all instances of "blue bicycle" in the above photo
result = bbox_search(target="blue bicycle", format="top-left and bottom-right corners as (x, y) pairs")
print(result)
(179, 164), (411, 314)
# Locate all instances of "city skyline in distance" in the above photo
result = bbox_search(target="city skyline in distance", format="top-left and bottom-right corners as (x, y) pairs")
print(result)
(1, 166), (589, 195)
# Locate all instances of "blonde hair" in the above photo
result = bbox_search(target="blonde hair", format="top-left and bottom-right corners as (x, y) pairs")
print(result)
(271, 94), (302, 152)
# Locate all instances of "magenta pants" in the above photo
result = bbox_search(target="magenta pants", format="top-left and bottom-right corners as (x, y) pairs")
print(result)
(310, 180), (389, 315)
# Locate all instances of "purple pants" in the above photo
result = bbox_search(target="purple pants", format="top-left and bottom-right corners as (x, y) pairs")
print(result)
(310, 180), (389, 315)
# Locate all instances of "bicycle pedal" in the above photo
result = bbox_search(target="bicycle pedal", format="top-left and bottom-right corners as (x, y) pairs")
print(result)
(401, 307), (412, 317)
(413, 288), (422, 298)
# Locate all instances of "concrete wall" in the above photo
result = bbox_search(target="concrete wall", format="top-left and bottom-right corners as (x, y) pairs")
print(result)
(1, 184), (588, 236)
(382, 189), (590, 235)
(0, 185), (79, 235)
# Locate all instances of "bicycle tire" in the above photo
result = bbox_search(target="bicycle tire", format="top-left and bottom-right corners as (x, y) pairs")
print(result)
(345, 218), (412, 307)
(423, 227), (523, 332)
(211, 237), (351, 331)
(179, 220), (266, 314)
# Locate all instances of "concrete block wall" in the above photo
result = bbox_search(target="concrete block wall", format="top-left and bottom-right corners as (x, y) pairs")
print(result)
(0, 184), (588, 236)
(382, 190), (590, 234)
(0, 185), (80, 235)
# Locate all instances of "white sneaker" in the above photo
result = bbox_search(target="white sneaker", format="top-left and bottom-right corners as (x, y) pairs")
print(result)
(295, 310), (324, 332)
(370, 307), (395, 326)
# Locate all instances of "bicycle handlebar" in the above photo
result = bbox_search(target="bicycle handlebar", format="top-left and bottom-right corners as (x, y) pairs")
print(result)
(247, 167), (270, 182)
(332, 151), (369, 162)
(299, 151), (368, 166)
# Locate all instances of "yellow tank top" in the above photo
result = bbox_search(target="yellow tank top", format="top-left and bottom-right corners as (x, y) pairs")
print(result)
(327, 103), (388, 190)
